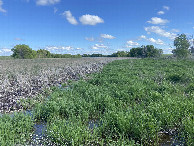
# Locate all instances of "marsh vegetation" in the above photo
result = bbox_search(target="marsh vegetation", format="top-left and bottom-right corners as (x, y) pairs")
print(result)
(0, 58), (193, 145)
(0, 57), (129, 113)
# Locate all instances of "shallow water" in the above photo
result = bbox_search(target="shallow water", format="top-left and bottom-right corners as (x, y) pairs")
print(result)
(158, 133), (185, 146)
(88, 120), (102, 129)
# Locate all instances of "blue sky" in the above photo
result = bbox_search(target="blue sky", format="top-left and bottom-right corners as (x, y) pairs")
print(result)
(0, 0), (194, 55)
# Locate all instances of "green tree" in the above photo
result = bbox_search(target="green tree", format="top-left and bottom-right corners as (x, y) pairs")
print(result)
(11, 44), (36, 59)
(129, 45), (162, 58)
(37, 49), (51, 58)
(144, 45), (163, 58)
(116, 51), (128, 57)
(129, 47), (143, 57)
(173, 34), (190, 58)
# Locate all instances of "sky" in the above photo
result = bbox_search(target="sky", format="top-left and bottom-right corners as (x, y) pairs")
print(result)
(0, 0), (194, 55)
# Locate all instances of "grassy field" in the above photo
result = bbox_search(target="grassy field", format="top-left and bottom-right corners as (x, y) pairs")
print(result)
(0, 58), (193, 145)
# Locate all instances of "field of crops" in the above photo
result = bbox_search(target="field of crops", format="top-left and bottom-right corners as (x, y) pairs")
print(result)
(0, 58), (194, 145)
(0, 57), (129, 113)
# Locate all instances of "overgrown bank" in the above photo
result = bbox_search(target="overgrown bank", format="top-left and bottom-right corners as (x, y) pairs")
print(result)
(0, 58), (194, 145)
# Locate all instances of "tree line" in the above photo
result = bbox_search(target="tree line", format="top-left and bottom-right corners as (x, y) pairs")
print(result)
(11, 45), (82, 59)
(10, 33), (193, 59)
(11, 44), (163, 59)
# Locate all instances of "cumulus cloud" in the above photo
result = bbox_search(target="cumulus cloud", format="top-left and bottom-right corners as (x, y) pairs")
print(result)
(0, 48), (12, 55)
(157, 11), (165, 15)
(145, 26), (177, 40)
(79, 14), (104, 25)
(85, 37), (95, 42)
(54, 7), (58, 14)
(91, 44), (108, 49)
(45, 46), (74, 53)
(101, 34), (115, 39)
(171, 29), (180, 33)
(124, 40), (139, 48)
(163, 6), (170, 10)
(125, 45), (133, 48)
(127, 40), (139, 46)
(1, 48), (11, 52)
(147, 17), (169, 25)
(61, 11), (78, 25)
(148, 38), (164, 45)
(36, 0), (60, 6)
(0, 0), (6, 13)
(139, 35), (164, 45)
(140, 35), (147, 39)
(163, 48), (173, 54)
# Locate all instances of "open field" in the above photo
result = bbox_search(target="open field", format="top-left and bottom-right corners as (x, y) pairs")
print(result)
(0, 58), (193, 145)
(0, 57), (130, 113)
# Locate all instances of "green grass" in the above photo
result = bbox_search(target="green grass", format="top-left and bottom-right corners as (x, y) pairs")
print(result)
(0, 58), (194, 145)
(0, 56), (13, 60)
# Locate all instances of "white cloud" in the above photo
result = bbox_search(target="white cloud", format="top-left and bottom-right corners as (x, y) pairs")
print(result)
(162, 48), (173, 54)
(140, 35), (146, 39)
(0, 48), (12, 56)
(91, 44), (108, 49)
(1, 48), (11, 52)
(126, 40), (139, 46)
(139, 35), (164, 45)
(157, 11), (165, 15)
(125, 45), (133, 48)
(61, 11), (78, 25)
(79, 14), (104, 25)
(54, 7), (58, 14)
(189, 38), (194, 44)
(171, 29), (180, 32)
(0, 0), (6, 13)
(145, 26), (177, 40)
(36, 0), (60, 6)
(147, 17), (169, 25)
(45, 46), (74, 53)
(124, 40), (139, 48)
(76, 48), (82, 50)
(163, 6), (170, 10)
(101, 34), (115, 39)
(193, 26), (194, 29)
(85, 37), (95, 42)
(148, 38), (164, 45)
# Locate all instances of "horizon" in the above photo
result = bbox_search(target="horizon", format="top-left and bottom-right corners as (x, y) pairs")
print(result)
(0, 0), (194, 56)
